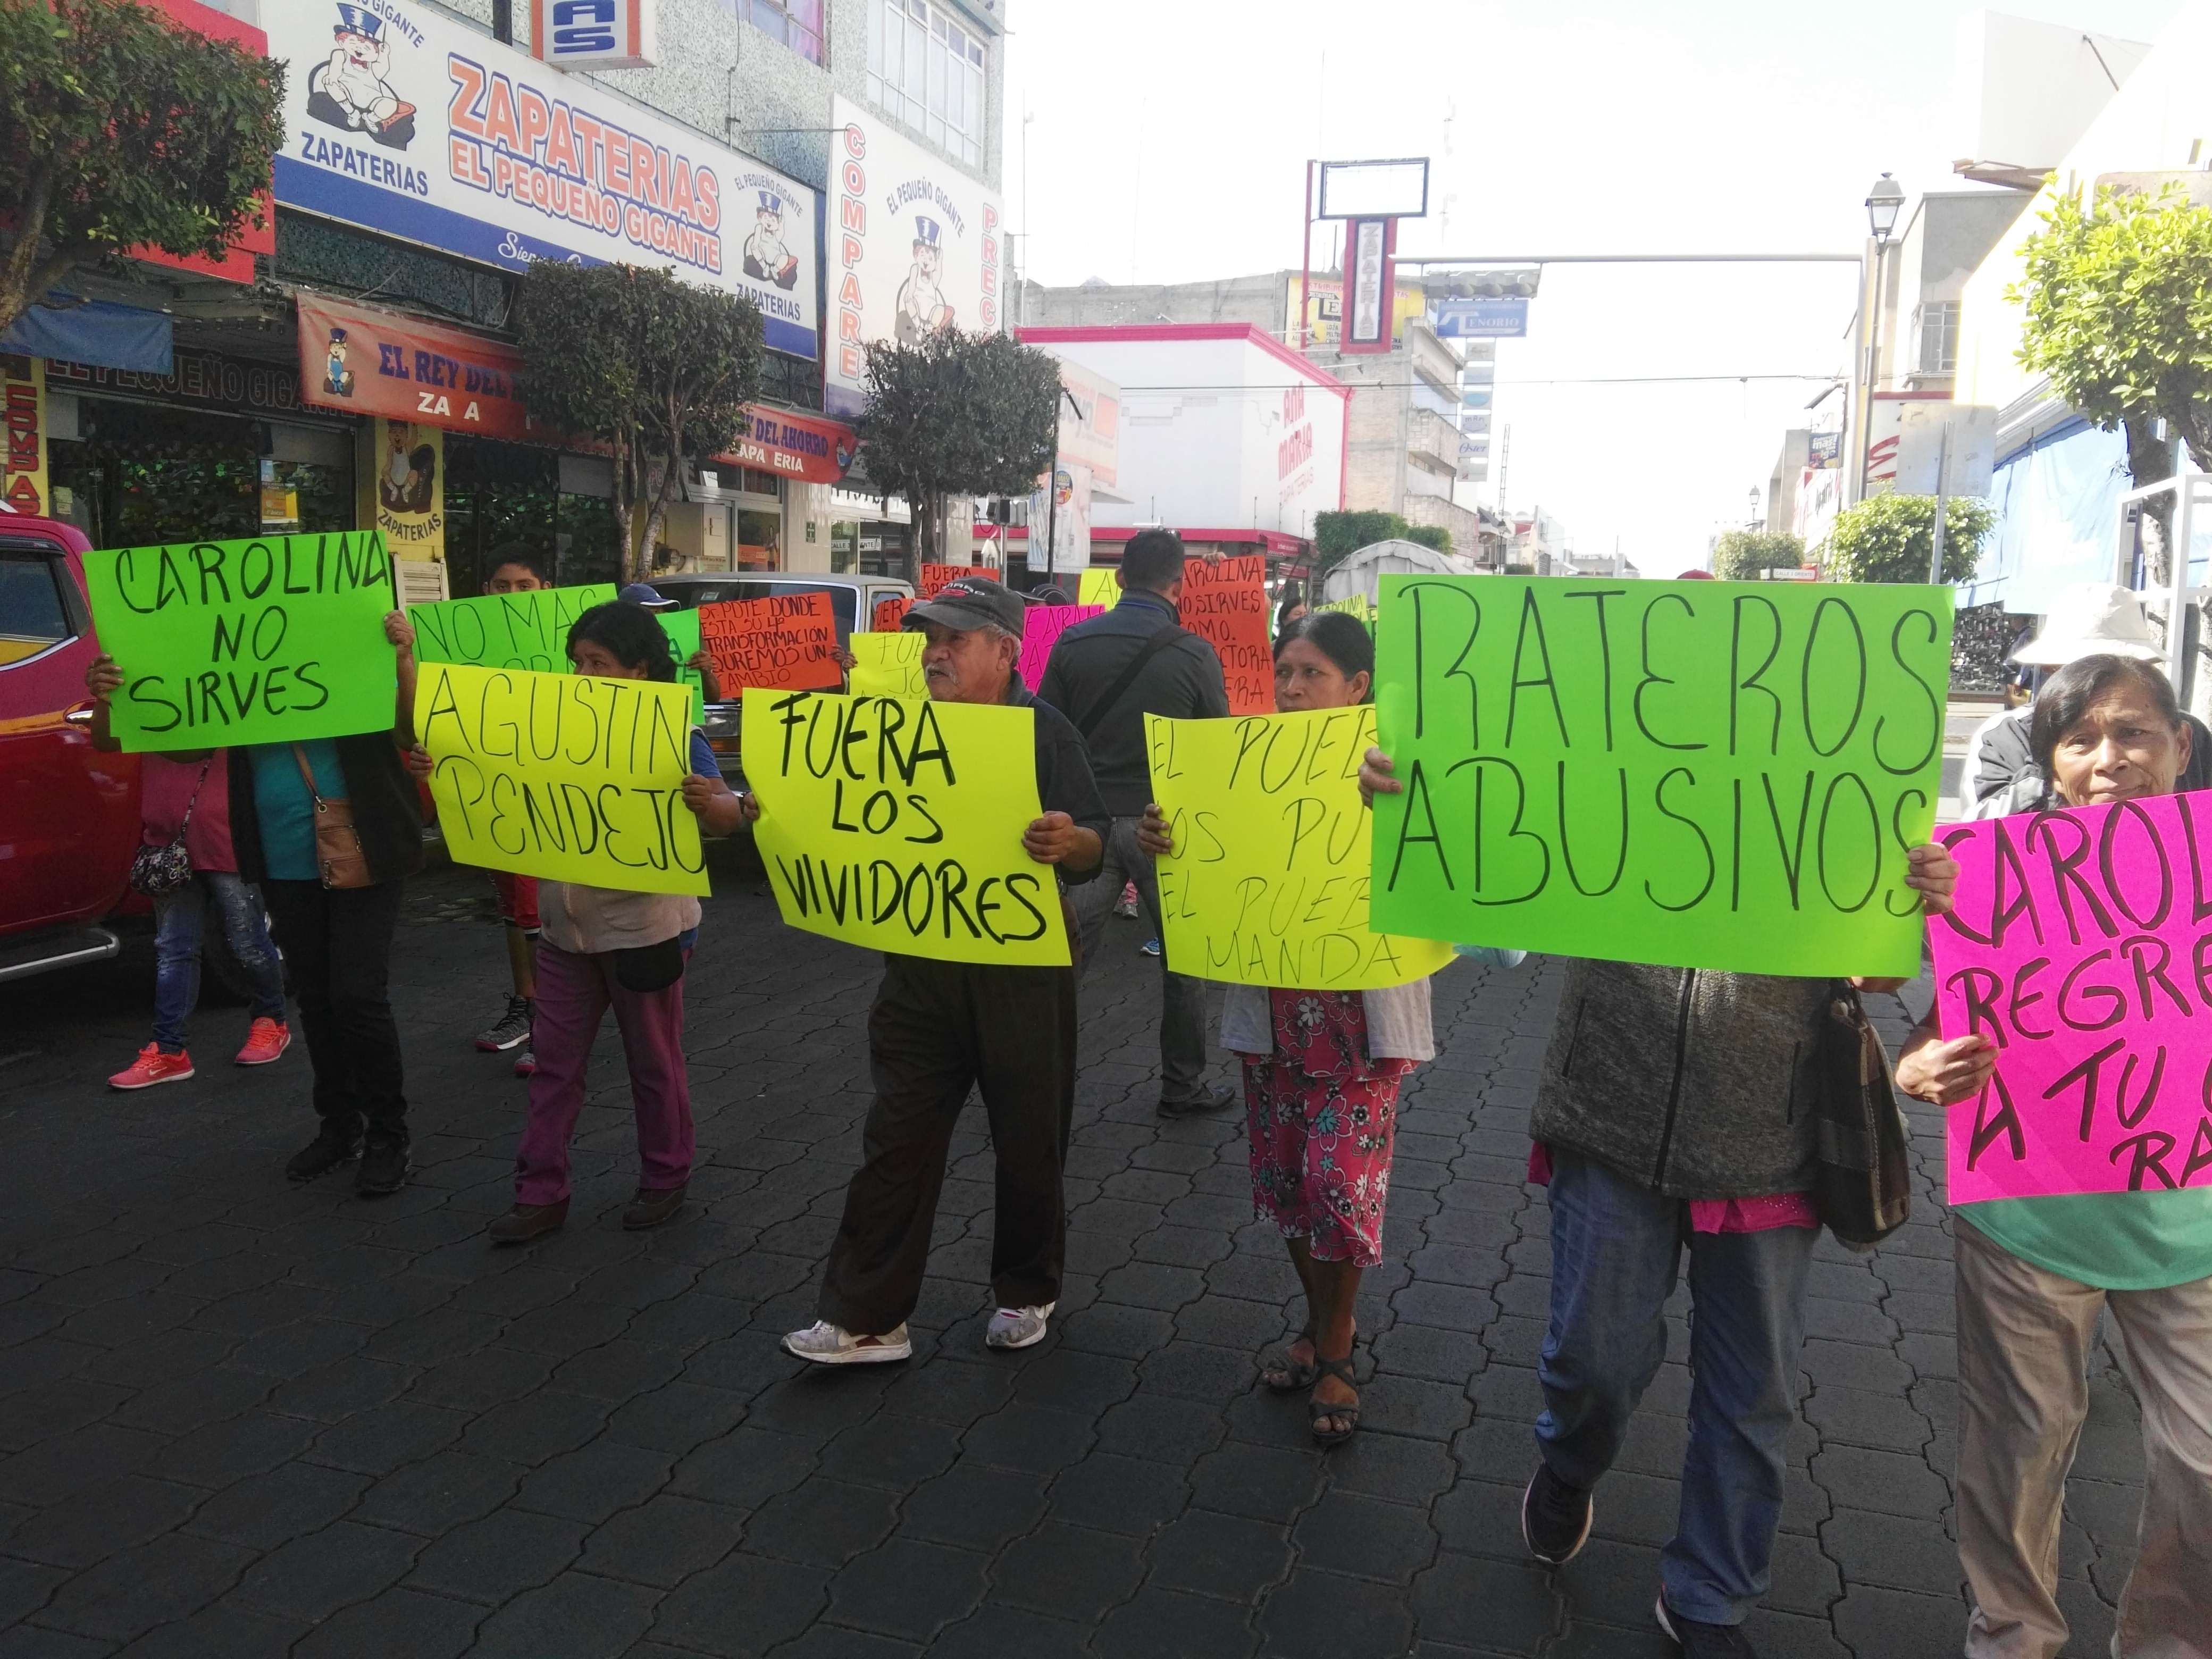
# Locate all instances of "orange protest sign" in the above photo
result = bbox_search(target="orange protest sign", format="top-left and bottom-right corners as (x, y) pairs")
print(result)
(1179, 554), (1272, 714)
(873, 595), (912, 633)
(917, 564), (994, 598)
(697, 591), (843, 692)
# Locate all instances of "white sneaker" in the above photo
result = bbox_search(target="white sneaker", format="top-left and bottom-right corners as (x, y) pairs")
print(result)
(782, 1320), (911, 1365)
(985, 1302), (1055, 1350)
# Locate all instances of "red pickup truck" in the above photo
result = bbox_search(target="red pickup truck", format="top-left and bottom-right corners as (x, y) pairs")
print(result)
(0, 513), (146, 981)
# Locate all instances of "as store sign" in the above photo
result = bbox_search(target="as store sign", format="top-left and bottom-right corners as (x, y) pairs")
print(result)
(529, 0), (656, 70)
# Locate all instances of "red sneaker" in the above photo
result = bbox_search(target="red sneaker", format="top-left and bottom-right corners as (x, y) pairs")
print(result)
(234, 1018), (291, 1067)
(110, 1045), (195, 1090)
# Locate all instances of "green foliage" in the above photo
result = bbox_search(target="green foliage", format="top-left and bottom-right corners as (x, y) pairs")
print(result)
(1404, 524), (1452, 554)
(857, 330), (1061, 566)
(2011, 181), (2212, 466)
(516, 262), (763, 582)
(0, 0), (284, 333)
(1314, 510), (1411, 575)
(1711, 529), (1806, 582)
(1818, 493), (1993, 585)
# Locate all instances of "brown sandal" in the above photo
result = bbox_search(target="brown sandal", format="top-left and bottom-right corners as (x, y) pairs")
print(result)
(1308, 1354), (1361, 1445)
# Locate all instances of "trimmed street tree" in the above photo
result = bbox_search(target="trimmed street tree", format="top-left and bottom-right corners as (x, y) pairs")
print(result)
(0, 0), (283, 333)
(1819, 492), (1993, 586)
(1711, 529), (1806, 581)
(516, 262), (763, 584)
(858, 329), (1061, 567)
(2012, 180), (2212, 583)
(1312, 510), (1449, 577)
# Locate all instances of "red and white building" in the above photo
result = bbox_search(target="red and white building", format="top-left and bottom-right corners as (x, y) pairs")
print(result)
(1017, 324), (1349, 570)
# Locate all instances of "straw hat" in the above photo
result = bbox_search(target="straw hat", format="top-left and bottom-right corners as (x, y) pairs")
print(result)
(2008, 583), (2163, 666)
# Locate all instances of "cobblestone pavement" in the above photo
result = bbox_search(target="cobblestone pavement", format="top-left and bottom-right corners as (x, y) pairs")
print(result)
(0, 854), (2150, 1658)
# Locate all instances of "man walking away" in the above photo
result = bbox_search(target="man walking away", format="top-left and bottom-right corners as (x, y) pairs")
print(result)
(756, 579), (1110, 1363)
(1040, 529), (1235, 1117)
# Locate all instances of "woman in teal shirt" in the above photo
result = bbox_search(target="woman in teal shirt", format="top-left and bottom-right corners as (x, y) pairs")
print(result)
(1897, 653), (2212, 1659)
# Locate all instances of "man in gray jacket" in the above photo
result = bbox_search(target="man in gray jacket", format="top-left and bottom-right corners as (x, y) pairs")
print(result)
(1039, 530), (1236, 1116)
(1361, 747), (1957, 1658)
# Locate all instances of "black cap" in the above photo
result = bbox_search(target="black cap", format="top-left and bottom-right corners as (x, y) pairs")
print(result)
(903, 576), (1024, 634)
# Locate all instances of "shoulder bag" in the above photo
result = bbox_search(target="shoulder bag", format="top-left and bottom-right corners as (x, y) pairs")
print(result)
(128, 759), (212, 898)
(292, 743), (371, 890)
(1812, 982), (1914, 1250)
(1073, 625), (1186, 742)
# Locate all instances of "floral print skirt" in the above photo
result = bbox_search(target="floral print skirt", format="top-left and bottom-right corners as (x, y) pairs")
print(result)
(1239, 990), (1412, 1269)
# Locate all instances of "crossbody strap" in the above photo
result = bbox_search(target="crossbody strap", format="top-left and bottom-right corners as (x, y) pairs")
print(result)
(1074, 626), (1184, 742)
(289, 742), (326, 809)
(174, 757), (213, 833)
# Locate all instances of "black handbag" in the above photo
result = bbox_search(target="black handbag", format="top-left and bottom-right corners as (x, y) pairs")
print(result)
(128, 759), (212, 899)
(1812, 982), (1915, 1251)
(612, 936), (686, 993)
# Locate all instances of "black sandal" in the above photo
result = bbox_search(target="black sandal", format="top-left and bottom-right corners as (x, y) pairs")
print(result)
(1308, 1355), (1361, 1445)
(1263, 1323), (1319, 1392)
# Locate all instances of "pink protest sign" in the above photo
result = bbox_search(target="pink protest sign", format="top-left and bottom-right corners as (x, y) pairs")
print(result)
(1018, 604), (1103, 692)
(1930, 792), (2212, 1204)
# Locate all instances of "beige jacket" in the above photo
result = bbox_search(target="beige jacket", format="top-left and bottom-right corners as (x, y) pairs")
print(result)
(1219, 978), (1436, 1063)
(539, 881), (700, 957)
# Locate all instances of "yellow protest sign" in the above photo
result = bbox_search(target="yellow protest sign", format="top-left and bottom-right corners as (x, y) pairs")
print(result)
(848, 631), (927, 697)
(1078, 567), (1119, 607)
(1145, 708), (1455, 988)
(744, 691), (1071, 966)
(417, 661), (707, 895)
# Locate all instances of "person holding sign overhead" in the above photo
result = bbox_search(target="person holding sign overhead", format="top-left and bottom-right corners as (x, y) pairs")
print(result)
(1040, 529), (1236, 1118)
(1135, 612), (1507, 1444)
(739, 577), (1109, 1363)
(1355, 747), (1960, 1656)
(484, 602), (749, 1243)
(1895, 653), (2212, 1659)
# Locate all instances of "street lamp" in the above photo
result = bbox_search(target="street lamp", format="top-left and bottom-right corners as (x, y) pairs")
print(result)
(1851, 173), (1907, 505)
(1748, 487), (1762, 529)
(1864, 173), (1905, 245)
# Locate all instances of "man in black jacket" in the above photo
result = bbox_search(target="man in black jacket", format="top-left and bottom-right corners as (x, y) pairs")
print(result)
(1038, 530), (1235, 1116)
(758, 578), (1111, 1363)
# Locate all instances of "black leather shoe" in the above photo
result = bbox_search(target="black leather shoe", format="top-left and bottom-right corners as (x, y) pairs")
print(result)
(1157, 1082), (1237, 1118)
(286, 1133), (361, 1183)
(355, 1139), (410, 1196)
(622, 1185), (688, 1230)
(488, 1200), (569, 1243)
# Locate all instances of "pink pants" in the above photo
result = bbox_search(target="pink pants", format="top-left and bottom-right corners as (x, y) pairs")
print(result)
(515, 940), (693, 1205)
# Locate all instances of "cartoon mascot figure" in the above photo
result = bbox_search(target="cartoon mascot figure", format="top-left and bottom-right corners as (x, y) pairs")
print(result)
(894, 216), (954, 344)
(323, 327), (355, 397)
(308, 5), (417, 150)
(743, 191), (801, 291)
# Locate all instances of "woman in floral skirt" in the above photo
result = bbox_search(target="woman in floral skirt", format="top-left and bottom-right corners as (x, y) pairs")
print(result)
(1138, 612), (1506, 1443)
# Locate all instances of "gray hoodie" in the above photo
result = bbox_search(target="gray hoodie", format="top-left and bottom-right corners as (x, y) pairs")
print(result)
(1531, 960), (1829, 1199)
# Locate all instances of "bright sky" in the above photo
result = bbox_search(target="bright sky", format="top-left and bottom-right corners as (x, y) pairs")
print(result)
(1003, 0), (2183, 571)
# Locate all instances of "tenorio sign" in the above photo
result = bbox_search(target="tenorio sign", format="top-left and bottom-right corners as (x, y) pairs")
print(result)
(825, 95), (1003, 418)
(265, 1), (818, 361)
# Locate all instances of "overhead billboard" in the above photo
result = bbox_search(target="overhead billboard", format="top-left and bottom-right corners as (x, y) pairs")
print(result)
(825, 94), (1005, 417)
(266, 0), (818, 361)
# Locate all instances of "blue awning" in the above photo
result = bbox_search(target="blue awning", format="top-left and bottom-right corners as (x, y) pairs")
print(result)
(0, 296), (173, 374)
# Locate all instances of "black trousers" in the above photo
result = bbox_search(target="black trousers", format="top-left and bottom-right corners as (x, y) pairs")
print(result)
(818, 954), (1079, 1335)
(261, 878), (408, 1145)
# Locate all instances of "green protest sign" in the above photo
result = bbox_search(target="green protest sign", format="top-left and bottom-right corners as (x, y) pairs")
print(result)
(657, 607), (707, 721)
(82, 532), (399, 752)
(1370, 576), (1954, 977)
(408, 584), (616, 671)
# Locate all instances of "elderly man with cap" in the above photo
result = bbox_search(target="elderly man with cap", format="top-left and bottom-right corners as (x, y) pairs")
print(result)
(744, 577), (1109, 1363)
(1963, 582), (2212, 818)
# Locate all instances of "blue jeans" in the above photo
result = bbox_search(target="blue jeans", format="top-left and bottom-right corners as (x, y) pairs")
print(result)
(1534, 1147), (1818, 1626)
(152, 872), (287, 1052)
